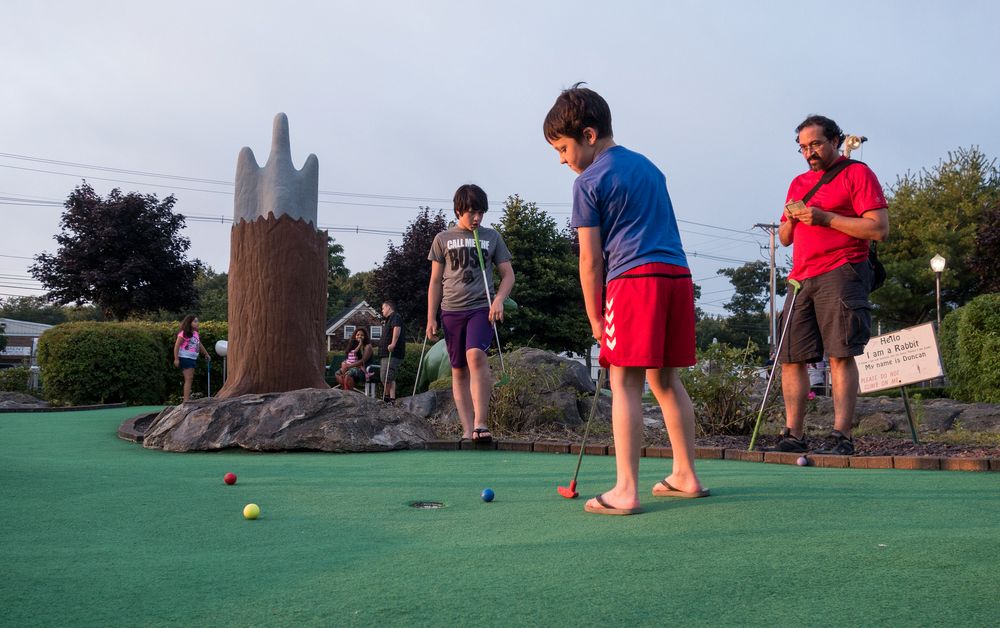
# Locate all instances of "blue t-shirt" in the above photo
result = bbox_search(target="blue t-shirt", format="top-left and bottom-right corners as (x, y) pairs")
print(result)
(571, 145), (687, 280)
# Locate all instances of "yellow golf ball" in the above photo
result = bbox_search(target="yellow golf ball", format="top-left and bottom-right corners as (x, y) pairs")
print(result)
(243, 503), (260, 520)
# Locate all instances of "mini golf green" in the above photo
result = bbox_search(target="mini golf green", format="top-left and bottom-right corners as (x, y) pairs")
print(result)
(2, 407), (998, 626)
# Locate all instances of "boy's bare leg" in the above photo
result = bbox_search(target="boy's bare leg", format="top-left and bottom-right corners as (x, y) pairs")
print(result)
(647, 367), (705, 494)
(451, 366), (474, 438)
(585, 365), (644, 511)
(781, 362), (810, 438)
(466, 348), (492, 432)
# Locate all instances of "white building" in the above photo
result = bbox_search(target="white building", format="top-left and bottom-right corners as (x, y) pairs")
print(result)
(0, 318), (53, 368)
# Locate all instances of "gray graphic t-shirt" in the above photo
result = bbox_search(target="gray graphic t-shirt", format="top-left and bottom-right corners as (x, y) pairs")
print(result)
(428, 226), (512, 311)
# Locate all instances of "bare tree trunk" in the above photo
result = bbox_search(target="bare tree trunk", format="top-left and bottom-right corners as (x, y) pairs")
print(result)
(216, 215), (328, 397)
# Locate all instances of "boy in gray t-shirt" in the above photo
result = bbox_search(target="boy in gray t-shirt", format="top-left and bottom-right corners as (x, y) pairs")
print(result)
(426, 184), (514, 443)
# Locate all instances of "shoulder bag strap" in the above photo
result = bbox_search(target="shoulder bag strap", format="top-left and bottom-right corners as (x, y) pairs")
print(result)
(800, 158), (861, 203)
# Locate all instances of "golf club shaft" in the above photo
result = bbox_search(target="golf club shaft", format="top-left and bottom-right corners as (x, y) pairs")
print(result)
(412, 334), (429, 398)
(571, 367), (607, 483)
(472, 229), (506, 373)
(748, 279), (802, 450)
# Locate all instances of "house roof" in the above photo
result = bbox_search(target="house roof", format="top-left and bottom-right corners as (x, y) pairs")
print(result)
(0, 318), (54, 337)
(325, 301), (380, 335)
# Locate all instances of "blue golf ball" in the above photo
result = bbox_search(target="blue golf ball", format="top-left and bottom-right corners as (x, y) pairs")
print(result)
(797, 456), (809, 466)
(481, 488), (495, 502)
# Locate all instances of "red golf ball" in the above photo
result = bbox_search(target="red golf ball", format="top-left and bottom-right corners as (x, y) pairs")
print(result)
(224, 472), (237, 485)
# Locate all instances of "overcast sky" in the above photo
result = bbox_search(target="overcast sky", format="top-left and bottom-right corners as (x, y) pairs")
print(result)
(2, 1), (998, 318)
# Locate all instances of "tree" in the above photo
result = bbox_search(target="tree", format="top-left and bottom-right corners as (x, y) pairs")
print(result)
(0, 323), (6, 353)
(193, 267), (228, 321)
(29, 182), (201, 320)
(495, 195), (591, 355)
(873, 147), (1000, 328)
(367, 207), (448, 334)
(339, 271), (374, 308)
(971, 200), (1000, 292)
(0, 296), (68, 325)
(694, 261), (787, 359)
(326, 236), (352, 318)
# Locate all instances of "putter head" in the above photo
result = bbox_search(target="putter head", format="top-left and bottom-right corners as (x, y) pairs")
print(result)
(557, 480), (578, 499)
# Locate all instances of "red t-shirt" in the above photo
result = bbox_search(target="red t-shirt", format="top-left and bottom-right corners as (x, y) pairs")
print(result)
(781, 157), (887, 281)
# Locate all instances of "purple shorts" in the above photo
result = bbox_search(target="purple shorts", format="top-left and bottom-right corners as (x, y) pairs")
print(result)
(441, 307), (492, 368)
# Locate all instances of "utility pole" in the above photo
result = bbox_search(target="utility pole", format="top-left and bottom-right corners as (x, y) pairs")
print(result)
(754, 223), (779, 358)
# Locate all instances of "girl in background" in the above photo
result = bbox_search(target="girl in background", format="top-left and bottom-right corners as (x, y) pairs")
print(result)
(173, 314), (211, 402)
(336, 327), (373, 391)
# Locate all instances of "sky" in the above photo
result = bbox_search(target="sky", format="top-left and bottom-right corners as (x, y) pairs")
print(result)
(2, 0), (998, 318)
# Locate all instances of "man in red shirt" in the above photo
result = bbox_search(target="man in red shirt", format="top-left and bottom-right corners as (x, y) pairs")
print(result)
(775, 115), (889, 455)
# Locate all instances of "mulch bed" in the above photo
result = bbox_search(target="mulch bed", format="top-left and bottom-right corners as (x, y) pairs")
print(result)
(426, 418), (1000, 458)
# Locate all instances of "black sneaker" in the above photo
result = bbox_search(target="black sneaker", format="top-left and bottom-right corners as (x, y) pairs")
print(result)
(774, 427), (808, 453)
(815, 430), (855, 455)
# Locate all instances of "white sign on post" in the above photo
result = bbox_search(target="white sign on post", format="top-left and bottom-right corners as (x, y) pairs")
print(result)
(856, 322), (944, 393)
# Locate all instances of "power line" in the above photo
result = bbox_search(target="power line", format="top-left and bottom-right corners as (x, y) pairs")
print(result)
(0, 152), (774, 240)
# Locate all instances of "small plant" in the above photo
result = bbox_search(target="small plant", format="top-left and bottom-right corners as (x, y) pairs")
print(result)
(909, 392), (925, 431)
(489, 357), (567, 433)
(680, 341), (771, 436)
(428, 376), (452, 391)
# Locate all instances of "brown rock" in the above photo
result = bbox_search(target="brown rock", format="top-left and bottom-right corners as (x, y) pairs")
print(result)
(139, 388), (435, 452)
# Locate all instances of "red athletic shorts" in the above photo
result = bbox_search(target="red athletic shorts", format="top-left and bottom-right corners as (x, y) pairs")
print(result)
(599, 262), (696, 369)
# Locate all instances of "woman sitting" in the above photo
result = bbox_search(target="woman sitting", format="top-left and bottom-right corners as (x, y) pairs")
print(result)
(335, 328), (374, 391)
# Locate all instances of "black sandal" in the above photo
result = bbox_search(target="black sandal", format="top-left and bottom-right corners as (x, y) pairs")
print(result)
(472, 427), (493, 443)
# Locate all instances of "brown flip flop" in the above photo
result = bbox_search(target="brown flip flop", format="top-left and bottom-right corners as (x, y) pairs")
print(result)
(652, 479), (710, 498)
(584, 494), (643, 516)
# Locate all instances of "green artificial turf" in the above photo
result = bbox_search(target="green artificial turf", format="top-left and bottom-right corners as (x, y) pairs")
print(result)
(2, 407), (999, 627)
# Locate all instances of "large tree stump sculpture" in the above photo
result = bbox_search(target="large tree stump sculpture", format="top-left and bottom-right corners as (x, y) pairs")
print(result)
(216, 113), (328, 398)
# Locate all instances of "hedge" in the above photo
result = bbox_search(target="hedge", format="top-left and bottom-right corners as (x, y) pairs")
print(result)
(938, 293), (1000, 403)
(37, 321), (228, 406)
(0, 366), (32, 394)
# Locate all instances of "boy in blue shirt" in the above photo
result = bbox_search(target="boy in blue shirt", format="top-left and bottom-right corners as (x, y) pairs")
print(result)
(544, 83), (708, 515)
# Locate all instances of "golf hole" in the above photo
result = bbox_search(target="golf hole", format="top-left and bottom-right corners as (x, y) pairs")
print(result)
(409, 501), (445, 509)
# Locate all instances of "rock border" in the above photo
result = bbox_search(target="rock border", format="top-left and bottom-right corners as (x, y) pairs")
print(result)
(116, 408), (999, 471)
(424, 439), (1000, 472)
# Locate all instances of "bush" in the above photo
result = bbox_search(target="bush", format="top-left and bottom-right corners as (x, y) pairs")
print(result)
(488, 353), (568, 433)
(939, 293), (1000, 403)
(389, 342), (424, 398)
(0, 366), (31, 393)
(680, 342), (769, 436)
(38, 322), (167, 405)
(37, 320), (228, 406)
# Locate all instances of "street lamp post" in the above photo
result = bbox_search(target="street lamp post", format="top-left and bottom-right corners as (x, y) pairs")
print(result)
(930, 254), (946, 326)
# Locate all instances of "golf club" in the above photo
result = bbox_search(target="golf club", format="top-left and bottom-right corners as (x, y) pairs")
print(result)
(472, 228), (509, 386)
(411, 333), (430, 398)
(206, 361), (211, 398)
(558, 367), (607, 499)
(748, 278), (802, 451)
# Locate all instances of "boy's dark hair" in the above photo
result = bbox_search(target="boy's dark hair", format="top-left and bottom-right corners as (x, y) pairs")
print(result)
(543, 82), (613, 142)
(180, 314), (196, 339)
(453, 184), (489, 220)
(796, 114), (844, 147)
(382, 300), (395, 311)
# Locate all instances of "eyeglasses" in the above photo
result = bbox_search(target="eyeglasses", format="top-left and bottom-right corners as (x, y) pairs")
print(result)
(797, 140), (828, 154)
